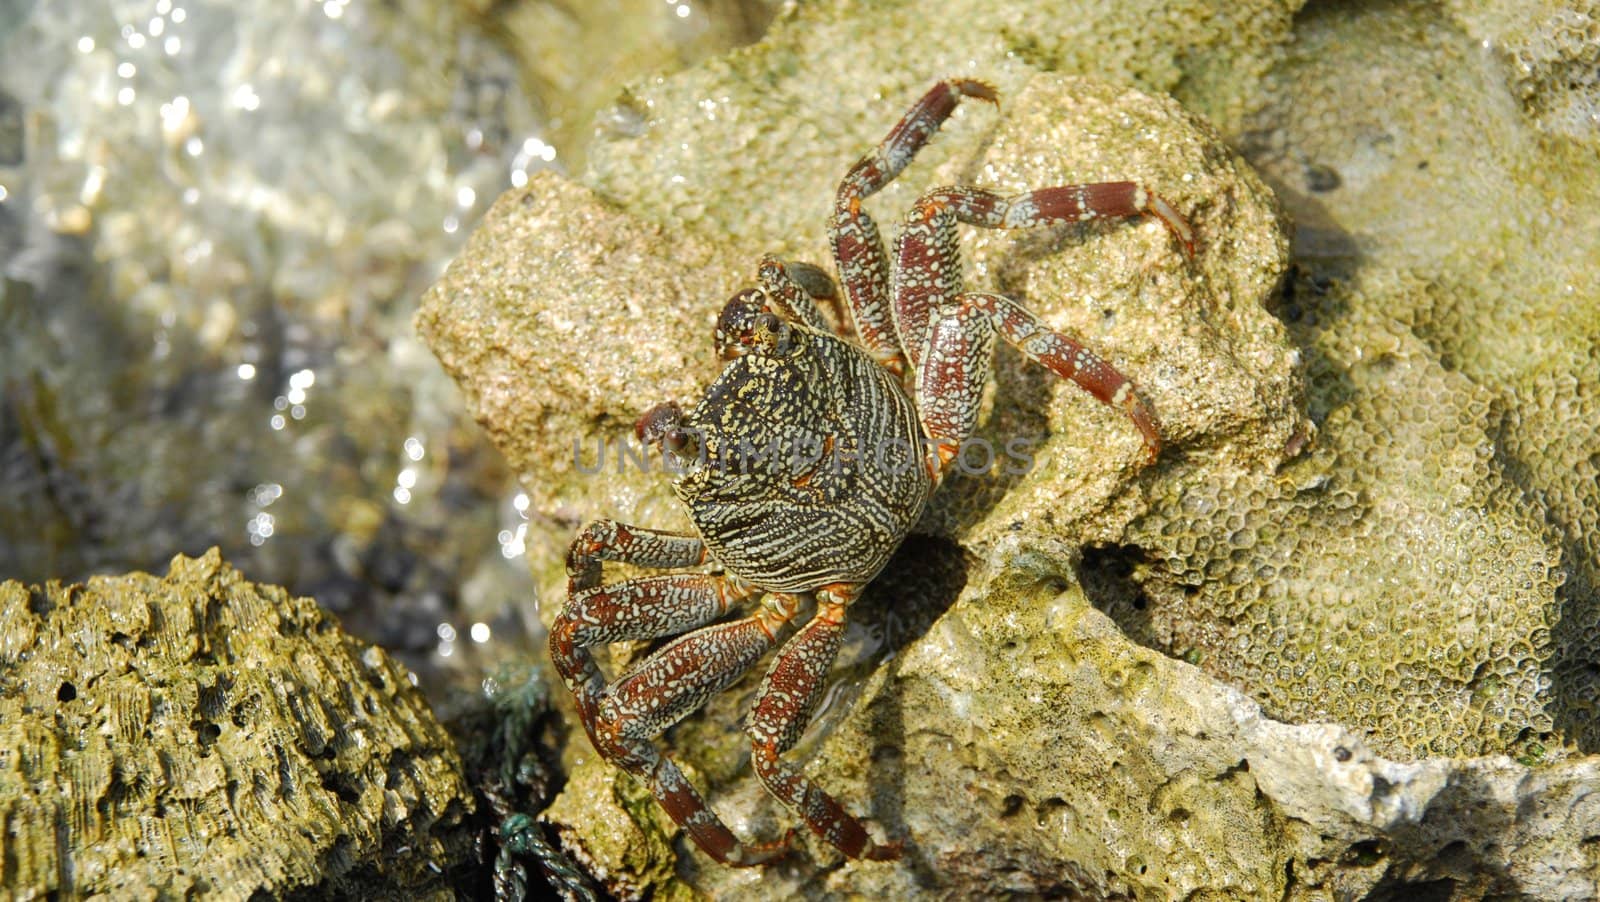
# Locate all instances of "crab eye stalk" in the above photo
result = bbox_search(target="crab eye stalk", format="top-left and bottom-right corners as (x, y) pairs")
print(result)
(664, 427), (699, 459)
(636, 401), (703, 470)
(750, 312), (794, 355)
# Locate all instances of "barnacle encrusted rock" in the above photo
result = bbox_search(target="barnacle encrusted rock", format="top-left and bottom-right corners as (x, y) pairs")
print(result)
(0, 550), (475, 898)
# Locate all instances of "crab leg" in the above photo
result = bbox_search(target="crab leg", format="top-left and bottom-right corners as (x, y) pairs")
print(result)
(914, 301), (998, 469)
(920, 291), (1162, 467)
(748, 584), (901, 860)
(758, 255), (844, 334)
(550, 573), (758, 750)
(618, 742), (794, 866)
(589, 596), (805, 866)
(566, 518), (708, 592)
(831, 79), (998, 374)
(892, 184), (1192, 371)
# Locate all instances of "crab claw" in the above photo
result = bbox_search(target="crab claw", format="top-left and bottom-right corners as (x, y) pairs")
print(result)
(714, 288), (769, 360)
(635, 401), (685, 445)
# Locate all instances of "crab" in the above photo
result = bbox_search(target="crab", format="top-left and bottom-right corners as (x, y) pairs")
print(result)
(550, 78), (1194, 866)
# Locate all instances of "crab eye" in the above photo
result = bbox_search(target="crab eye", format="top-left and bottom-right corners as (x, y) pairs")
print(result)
(749, 312), (796, 355)
(664, 428), (698, 457)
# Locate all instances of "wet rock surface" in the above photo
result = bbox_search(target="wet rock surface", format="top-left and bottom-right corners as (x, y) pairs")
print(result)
(0, 0), (549, 704)
(0, 550), (475, 899)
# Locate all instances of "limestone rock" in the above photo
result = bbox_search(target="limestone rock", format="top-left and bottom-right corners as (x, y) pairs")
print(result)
(0, 550), (475, 899)
(539, 754), (684, 902)
(795, 562), (1600, 899)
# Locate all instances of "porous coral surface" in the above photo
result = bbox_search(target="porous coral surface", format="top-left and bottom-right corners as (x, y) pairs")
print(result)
(0, 550), (475, 899)
(1148, 0), (1600, 761)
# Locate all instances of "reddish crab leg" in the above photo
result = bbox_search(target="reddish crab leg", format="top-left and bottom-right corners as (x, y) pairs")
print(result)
(893, 184), (1192, 370)
(831, 79), (998, 374)
(556, 518), (741, 747)
(911, 183), (1194, 256)
(922, 291), (1163, 466)
(566, 518), (708, 592)
(891, 184), (1186, 464)
(601, 599), (794, 743)
(638, 748), (795, 866)
(748, 584), (902, 860)
(837, 78), (998, 200)
(588, 597), (805, 866)
(914, 302), (999, 473)
(550, 572), (756, 749)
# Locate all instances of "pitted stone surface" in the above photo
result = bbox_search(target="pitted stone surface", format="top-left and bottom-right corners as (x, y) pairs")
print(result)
(0, 550), (474, 899)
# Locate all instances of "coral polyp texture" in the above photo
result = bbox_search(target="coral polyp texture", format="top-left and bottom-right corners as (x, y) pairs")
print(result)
(1118, 299), (1566, 759)
(1443, 0), (1600, 138)
(1191, 0), (1600, 761)
(0, 550), (475, 899)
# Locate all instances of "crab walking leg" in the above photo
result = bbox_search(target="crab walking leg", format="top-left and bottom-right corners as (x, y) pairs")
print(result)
(550, 573), (758, 745)
(831, 79), (998, 373)
(914, 302), (998, 473)
(838, 79), (1000, 202)
(591, 596), (805, 866)
(920, 292), (1163, 466)
(627, 745), (795, 867)
(893, 184), (1193, 370)
(566, 518), (708, 592)
(748, 585), (902, 861)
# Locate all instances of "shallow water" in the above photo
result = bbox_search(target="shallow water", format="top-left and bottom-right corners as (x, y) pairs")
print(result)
(0, 0), (773, 698)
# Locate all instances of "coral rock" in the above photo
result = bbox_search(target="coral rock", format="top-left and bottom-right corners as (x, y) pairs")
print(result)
(0, 550), (475, 899)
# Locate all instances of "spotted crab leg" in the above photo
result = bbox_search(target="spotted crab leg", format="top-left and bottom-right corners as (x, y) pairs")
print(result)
(748, 583), (901, 861)
(892, 185), (1188, 465)
(565, 518), (708, 592)
(758, 255), (843, 334)
(893, 184), (1191, 369)
(589, 596), (807, 866)
(921, 291), (1163, 468)
(830, 78), (998, 374)
(550, 572), (756, 748)
(556, 519), (746, 761)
